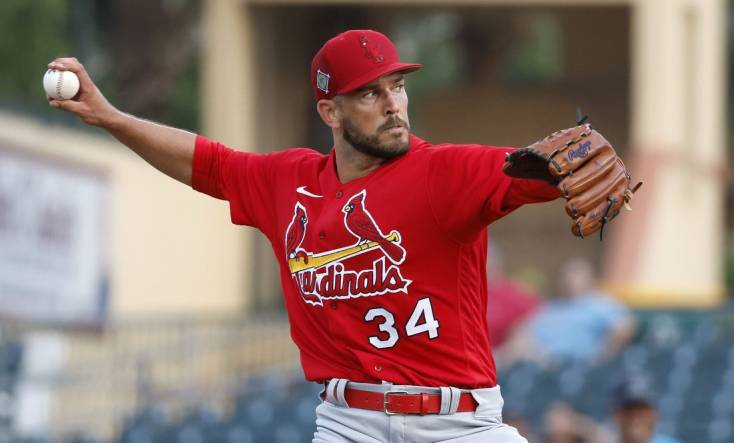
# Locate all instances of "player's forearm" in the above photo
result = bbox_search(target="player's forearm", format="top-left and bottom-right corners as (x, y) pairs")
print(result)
(103, 110), (196, 186)
(45, 58), (196, 186)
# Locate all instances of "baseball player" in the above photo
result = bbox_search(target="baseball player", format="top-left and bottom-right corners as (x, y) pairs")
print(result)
(48, 29), (639, 443)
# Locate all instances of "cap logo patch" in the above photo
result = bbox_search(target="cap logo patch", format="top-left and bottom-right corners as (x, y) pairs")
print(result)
(360, 35), (385, 64)
(316, 69), (330, 94)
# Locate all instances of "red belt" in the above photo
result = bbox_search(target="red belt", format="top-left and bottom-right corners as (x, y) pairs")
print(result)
(343, 387), (478, 415)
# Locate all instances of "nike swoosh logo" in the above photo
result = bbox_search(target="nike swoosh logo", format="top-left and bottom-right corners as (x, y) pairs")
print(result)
(296, 186), (323, 198)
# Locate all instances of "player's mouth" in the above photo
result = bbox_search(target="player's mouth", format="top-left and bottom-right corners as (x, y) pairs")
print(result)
(382, 124), (407, 134)
(384, 125), (405, 132)
(379, 117), (409, 133)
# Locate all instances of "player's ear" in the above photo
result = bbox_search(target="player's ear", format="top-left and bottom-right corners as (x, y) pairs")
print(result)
(317, 98), (341, 129)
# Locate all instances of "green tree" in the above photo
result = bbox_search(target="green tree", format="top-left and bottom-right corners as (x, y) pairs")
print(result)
(0, 0), (71, 110)
(0, 0), (200, 130)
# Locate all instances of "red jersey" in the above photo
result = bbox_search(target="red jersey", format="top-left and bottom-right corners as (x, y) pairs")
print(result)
(192, 134), (558, 388)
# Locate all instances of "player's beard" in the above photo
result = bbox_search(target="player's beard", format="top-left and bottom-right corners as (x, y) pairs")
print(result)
(342, 116), (410, 160)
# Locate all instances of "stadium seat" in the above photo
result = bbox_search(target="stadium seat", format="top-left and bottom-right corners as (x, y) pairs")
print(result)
(176, 424), (203, 443)
(225, 425), (254, 443)
(119, 425), (154, 443)
(274, 424), (305, 443)
(708, 417), (732, 443)
(109, 308), (734, 443)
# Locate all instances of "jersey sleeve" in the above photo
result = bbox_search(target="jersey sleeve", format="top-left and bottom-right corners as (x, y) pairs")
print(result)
(427, 145), (560, 241)
(191, 135), (276, 229)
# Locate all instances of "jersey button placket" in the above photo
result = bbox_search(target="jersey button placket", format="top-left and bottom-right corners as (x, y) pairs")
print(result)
(335, 190), (343, 198)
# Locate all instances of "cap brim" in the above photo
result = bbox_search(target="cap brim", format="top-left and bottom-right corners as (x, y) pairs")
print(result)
(336, 62), (422, 96)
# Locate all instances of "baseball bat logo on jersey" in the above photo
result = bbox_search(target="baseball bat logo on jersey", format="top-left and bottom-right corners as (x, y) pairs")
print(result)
(342, 190), (406, 264)
(285, 189), (411, 306)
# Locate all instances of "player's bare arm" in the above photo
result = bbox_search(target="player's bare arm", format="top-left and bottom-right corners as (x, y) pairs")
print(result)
(47, 57), (195, 186)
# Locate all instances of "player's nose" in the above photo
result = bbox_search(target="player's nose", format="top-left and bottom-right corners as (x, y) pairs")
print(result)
(383, 92), (400, 115)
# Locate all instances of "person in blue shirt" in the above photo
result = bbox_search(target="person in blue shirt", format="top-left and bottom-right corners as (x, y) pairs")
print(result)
(497, 258), (636, 367)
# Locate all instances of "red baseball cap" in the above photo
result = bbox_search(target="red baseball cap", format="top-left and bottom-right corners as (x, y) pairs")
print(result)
(311, 29), (422, 100)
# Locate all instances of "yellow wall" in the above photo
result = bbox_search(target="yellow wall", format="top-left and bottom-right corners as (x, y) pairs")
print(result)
(0, 111), (249, 318)
(605, 0), (726, 306)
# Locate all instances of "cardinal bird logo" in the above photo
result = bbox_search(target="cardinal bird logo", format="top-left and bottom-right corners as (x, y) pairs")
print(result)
(284, 191), (411, 306)
(285, 202), (309, 264)
(359, 34), (385, 64)
(342, 190), (406, 265)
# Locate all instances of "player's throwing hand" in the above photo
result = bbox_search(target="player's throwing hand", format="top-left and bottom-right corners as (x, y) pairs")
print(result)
(47, 58), (118, 127)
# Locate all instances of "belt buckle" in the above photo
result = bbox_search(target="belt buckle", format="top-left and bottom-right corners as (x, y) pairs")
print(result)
(383, 390), (409, 415)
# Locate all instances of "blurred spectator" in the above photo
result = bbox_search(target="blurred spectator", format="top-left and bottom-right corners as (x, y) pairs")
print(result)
(486, 242), (543, 346)
(612, 374), (681, 443)
(543, 402), (613, 443)
(497, 258), (636, 367)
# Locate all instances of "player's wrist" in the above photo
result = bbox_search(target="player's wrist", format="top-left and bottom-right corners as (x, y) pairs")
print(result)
(99, 107), (128, 131)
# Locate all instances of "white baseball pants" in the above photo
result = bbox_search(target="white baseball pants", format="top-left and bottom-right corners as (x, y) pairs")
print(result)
(312, 379), (528, 443)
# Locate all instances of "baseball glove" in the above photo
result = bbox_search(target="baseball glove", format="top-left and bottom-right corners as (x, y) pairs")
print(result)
(502, 123), (642, 239)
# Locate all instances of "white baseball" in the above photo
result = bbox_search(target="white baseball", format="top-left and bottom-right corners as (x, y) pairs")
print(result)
(43, 69), (80, 100)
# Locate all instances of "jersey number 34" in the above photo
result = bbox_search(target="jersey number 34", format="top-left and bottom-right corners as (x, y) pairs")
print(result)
(364, 298), (439, 349)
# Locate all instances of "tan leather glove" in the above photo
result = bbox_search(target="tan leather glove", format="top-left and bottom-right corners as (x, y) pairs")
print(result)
(503, 124), (642, 239)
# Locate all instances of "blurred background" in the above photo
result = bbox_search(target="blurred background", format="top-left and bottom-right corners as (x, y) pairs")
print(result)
(0, 0), (732, 442)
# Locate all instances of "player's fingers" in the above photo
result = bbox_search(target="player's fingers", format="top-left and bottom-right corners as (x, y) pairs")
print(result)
(48, 57), (94, 87)
(48, 57), (81, 70)
(49, 99), (84, 114)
